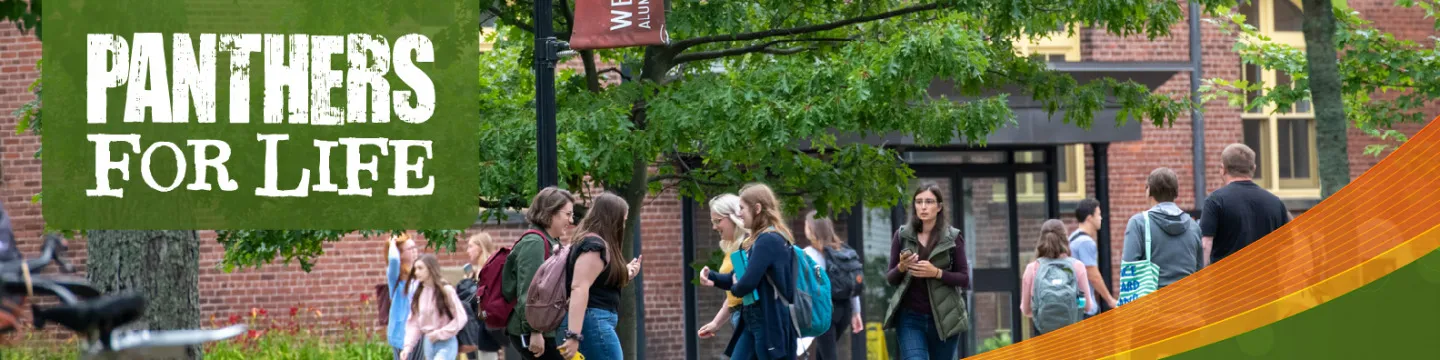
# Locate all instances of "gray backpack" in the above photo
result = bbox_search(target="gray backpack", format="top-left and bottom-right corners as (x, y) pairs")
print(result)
(1031, 257), (1081, 334)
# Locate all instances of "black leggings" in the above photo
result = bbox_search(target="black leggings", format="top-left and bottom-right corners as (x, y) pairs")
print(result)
(809, 302), (854, 360)
(507, 334), (565, 360)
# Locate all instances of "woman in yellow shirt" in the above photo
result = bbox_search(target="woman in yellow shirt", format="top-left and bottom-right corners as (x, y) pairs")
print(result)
(697, 193), (747, 339)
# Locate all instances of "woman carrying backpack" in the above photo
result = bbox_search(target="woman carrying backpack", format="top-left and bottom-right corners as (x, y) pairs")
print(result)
(387, 233), (422, 360)
(558, 193), (643, 360)
(1020, 219), (1095, 336)
(401, 254), (470, 360)
(503, 187), (576, 360)
(700, 183), (799, 360)
(461, 233), (504, 360)
(698, 194), (748, 340)
(884, 183), (970, 360)
(801, 212), (864, 360)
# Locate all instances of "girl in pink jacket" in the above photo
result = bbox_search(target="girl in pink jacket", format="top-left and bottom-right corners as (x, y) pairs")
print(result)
(402, 254), (470, 360)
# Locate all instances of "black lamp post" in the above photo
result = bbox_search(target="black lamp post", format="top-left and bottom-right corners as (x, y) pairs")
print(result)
(534, 0), (569, 190)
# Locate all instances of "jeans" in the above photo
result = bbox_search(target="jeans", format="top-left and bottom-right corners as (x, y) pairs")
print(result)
(898, 310), (960, 360)
(420, 336), (458, 360)
(563, 308), (622, 360)
(731, 304), (797, 360)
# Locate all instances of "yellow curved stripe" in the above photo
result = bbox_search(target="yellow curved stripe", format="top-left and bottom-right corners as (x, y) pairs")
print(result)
(1107, 223), (1440, 359)
(969, 116), (1440, 360)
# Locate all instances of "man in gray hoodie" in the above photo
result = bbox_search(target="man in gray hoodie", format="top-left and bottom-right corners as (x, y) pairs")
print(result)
(1122, 168), (1205, 289)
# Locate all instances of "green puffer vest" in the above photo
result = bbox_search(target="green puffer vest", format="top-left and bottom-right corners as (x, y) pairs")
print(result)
(882, 225), (970, 339)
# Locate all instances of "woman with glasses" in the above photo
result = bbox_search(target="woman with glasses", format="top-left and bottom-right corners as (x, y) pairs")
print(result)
(883, 183), (971, 360)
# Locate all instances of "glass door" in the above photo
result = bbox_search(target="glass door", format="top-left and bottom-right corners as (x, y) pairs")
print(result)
(956, 175), (1019, 356)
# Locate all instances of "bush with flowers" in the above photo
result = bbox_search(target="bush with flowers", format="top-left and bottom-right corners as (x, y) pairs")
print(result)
(5, 294), (390, 359)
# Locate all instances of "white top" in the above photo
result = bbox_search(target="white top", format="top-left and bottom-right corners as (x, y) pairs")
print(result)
(804, 246), (862, 316)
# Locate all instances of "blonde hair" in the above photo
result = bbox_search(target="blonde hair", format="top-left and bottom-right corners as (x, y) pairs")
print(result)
(710, 193), (747, 253)
(467, 232), (497, 266)
(738, 183), (794, 248)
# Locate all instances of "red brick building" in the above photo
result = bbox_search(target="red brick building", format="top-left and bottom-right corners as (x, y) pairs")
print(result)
(2, 1), (1434, 359)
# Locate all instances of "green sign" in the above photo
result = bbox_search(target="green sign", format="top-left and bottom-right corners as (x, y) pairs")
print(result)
(42, 0), (479, 229)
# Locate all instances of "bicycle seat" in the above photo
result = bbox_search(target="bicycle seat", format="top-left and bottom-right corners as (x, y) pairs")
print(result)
(34, 293), (146, 350)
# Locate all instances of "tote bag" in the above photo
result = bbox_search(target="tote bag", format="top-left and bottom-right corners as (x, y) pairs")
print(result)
(1117, 214), (1160, 306)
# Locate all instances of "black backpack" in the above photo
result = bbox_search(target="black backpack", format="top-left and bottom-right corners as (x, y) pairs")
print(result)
(823, 245), (865, 300)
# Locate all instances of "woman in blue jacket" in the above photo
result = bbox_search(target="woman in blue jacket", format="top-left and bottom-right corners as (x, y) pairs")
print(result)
(700, 183), (798, 360)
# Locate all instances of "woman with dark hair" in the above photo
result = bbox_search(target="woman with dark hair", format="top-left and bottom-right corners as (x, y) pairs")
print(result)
(401, 254), (470, 360)
(884, 183), (970, 360)
(700, 183), (799, 360)
(503, 186), (576, 360)
(558, 193), (642, 360)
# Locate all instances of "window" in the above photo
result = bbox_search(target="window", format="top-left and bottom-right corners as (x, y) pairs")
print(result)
(1238, 0), (1318, 197)
(1014, 24), (1081, 62)
(1005, 145), (1087, 202)
(481, 16), (497, 52)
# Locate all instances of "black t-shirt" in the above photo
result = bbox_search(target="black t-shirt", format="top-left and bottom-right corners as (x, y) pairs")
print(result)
(567, 236), (622, 311)
(1200, 180), (1291, 264)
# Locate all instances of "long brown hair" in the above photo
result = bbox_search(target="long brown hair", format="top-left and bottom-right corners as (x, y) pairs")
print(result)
(409, 254), (456, 320)
(908, 182), (951, 248)
(739, 183), (794, 248)
(572, 192), (631, 288)
(1036, 219), (1070, 259)
(805, 210), (843, 254)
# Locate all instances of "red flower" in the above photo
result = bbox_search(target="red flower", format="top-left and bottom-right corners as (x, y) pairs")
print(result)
(360, 294), (371, 303)
(289, 307), (299, 317)
(228, 315), (241, 325)
(259, 308), (268, 316)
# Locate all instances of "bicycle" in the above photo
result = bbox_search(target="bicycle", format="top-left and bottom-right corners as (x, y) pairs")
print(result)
(1, 233), (246, 359)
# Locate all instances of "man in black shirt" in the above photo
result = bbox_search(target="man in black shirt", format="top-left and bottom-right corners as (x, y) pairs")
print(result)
(1200, 144), (1292, 265)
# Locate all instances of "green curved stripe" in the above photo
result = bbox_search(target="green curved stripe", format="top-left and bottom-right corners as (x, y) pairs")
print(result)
(1171, 248), (1440, 359)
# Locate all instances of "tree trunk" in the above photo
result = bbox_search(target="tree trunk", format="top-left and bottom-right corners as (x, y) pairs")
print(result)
(613, 45), (674, 360)
(85, 230), (202, 359)
(1303, 0), (1350, 199)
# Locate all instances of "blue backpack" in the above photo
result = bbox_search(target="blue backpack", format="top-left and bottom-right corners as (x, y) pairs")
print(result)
(765, 243), (832, 337)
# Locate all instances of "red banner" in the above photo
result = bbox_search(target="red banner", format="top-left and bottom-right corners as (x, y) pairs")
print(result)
(571, 0), (669, 50)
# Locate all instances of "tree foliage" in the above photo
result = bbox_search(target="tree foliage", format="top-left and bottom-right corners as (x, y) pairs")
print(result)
(1202, 0), (1439, 156)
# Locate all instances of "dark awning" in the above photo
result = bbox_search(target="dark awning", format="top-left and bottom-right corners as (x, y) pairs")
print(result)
(824, 61), (1189, 148)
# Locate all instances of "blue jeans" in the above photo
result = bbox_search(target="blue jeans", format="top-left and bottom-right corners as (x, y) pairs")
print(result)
(729, 305), (796, 360)
(420, 336), (458, 360)
(898, 310), (960, 360)
(559, 308), (622, 360)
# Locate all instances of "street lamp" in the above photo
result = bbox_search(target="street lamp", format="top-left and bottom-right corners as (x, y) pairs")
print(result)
(535, 0), (570, 190)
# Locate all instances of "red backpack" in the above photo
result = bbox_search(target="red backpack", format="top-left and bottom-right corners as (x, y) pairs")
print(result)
(478, 229), (551, 328)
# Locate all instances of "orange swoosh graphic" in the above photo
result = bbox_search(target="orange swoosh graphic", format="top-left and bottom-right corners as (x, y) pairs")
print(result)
(969, 115), (1440, 360)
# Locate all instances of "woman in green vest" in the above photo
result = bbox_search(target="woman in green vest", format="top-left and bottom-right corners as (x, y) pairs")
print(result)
(884, 182), (971, 360)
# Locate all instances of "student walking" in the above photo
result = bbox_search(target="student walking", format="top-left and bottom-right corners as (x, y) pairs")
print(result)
(460, 233), (505, 360)
(503, 187), (576, 360)
(884, 183), (970, 360)
(401, 254), (471, 360)
(1021, 219), (1095, 336)
(700, 183), (800, 360)
(558, 193), (643, 360)
(698, 194), (748, 340)
(1069, 199), (1117, 317)
(1122, 168), (1205, 290)
(387, 233), (422, 359)
(1201, 144), (1292, 266)
(801, 212), (865, 360)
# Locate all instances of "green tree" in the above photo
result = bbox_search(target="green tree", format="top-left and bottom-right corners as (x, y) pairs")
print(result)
(1203, 0), (1440, 198)
(476, 0), (1229, 357)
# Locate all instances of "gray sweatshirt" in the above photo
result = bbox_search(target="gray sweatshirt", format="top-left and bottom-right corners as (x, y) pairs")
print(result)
(1122, 202), (1205, 288)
